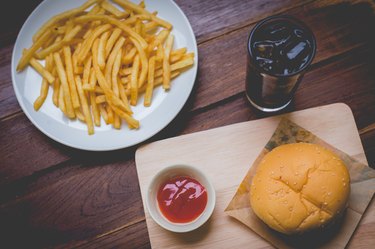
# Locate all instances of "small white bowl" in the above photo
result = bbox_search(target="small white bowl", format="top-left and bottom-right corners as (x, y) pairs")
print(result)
(146, 164), (216, 233)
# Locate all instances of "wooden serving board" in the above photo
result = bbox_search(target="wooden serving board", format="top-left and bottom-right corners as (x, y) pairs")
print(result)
(135, 103), (373, 248)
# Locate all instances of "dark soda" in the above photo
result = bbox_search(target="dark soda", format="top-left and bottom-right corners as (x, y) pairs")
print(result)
(246, 15), (316, 112)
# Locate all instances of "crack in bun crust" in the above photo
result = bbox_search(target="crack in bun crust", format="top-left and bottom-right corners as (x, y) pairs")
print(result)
(249, 143), (350, 234)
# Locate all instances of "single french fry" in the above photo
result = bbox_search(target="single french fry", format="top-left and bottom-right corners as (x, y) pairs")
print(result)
(144, 21), (158, 32)
(72, 43), (82, 73)
(182, 52), (195, 60)
(99, 104), (109, 124)
(33, 54), (53, 110)
(111, 104), (139, 129)
(29, 58), (55, 84)
(90, 92), (101, 126)
(53, 77), (60, 107)
(83, 27), (94, 40)
(171, 57), (194, 71)
(122, 14), (151, 25)
(144, 56), (155, 107)
(89, 67), (97, 90)
(98, 31), (110, 69)
(88, 4), (101, 15)
(112, 51), (122, 128)
(53, 52), (75, 118)
(106, 105), (114, 124)
(170, 47), (187, 63)
(74, 15), (148, 49)
(156, 43), (163, 62)
(113, 0), (172, 29)
(130, 55), (140, 105)
(118, 78), (131, 113)
(75, 109), (86, 122)
(82, 56), (92, 85)
(135, 19), (142, 34)
(96, 95), (106, 104)
(111, 58), (121, 87)
(75, 75), (94, 134)
(171, 47), (187, 56)
(42, 33), (57, 49)
(58, 83), (67, 115)
(63, 46), (80, 108)
(140, 22), (146, 38)
(105, 28), (122, 59)
(51, 25), (66, 35)
(153, 57), (193, 78)
(138, 0), (145, 8)
(130, 37), (148, 88)
(101, 0), (129, 18)
(32, 0), (97, 42)
(17, 30), (52, 71)
(163, 34), (174, 90)
(63, 20), (74, 40)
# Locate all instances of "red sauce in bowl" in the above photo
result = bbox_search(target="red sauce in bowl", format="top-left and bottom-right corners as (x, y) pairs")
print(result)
(157, 176), (207, 223)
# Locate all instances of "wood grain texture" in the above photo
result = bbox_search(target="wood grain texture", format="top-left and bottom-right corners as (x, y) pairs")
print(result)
(0, 160), (145, 248)
(135, 103), (373, 248)
(174, 0), (312, 43)
(0, 44), (18, 120)
(60, 220), (150, 249)
(0, 0), (374, 248)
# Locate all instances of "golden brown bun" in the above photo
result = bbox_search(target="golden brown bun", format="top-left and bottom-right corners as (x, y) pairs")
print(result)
(250, 143), (350, 234)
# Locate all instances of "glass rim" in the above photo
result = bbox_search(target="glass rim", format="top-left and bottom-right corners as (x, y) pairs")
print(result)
(247, 14), (317, 78)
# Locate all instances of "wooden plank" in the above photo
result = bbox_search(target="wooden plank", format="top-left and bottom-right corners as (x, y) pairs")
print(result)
(59, 220), (150, 249)
(0, 45), (18, 119)
(175, 0), (312, 42)
(191, 0), (375, 111)
(135, 103), (373, 248)
(0, 160), (145, 248)
(361, 129), (375, 169)
(0, 114), (71, 186)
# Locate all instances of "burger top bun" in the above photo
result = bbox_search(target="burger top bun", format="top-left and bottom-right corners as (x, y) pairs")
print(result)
(249, 143), (350, 235)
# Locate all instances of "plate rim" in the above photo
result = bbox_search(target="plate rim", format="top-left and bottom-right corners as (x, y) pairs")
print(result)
(11, 0), (198, 151)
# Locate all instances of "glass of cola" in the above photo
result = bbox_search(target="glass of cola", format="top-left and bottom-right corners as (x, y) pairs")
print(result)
(245, 15), (316, 112)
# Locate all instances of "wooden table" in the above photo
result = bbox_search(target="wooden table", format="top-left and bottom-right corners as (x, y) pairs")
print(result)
(0, 0), (374, 248)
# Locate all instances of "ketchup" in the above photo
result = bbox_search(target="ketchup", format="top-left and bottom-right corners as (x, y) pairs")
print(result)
(157, 176), (207, 223)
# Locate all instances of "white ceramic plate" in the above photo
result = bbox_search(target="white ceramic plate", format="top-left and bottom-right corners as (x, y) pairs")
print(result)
(11, 0), (198, 151)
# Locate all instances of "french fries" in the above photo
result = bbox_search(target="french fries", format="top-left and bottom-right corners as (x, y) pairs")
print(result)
(16, 0), (194, 135)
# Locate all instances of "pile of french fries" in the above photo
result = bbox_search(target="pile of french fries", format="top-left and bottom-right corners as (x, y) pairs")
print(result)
(17, 0), (194, 135)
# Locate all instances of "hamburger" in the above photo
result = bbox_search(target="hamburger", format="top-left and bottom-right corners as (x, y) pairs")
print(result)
(249, 143), (350, 234)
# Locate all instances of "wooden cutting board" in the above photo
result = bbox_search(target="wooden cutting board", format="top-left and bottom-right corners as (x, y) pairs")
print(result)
(135, 103), (373, 248)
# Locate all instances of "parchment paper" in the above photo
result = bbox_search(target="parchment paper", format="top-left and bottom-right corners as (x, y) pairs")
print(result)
(225, 119), (375, 249)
